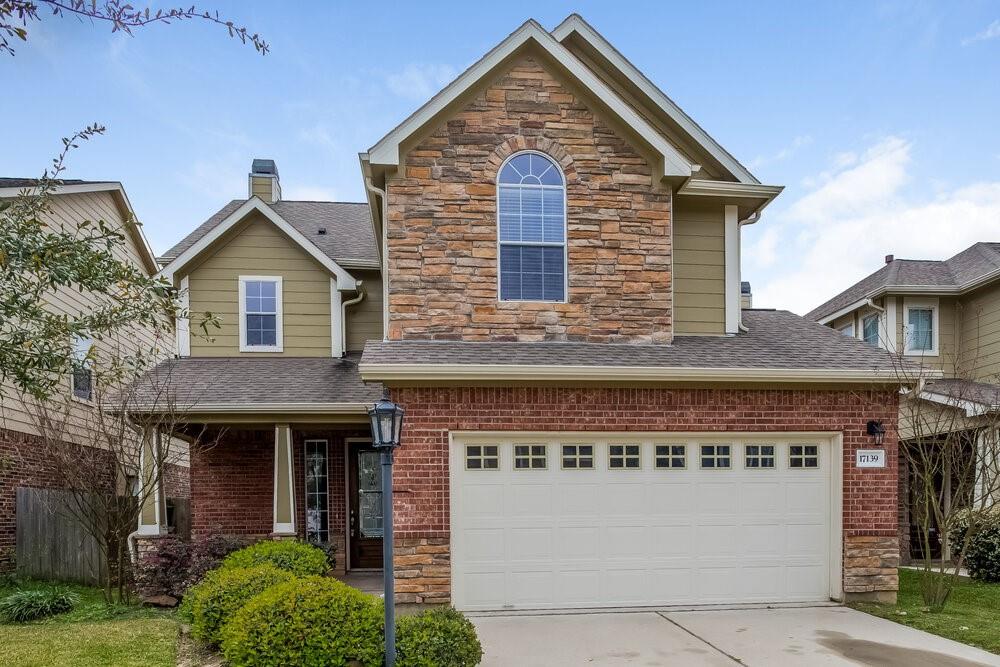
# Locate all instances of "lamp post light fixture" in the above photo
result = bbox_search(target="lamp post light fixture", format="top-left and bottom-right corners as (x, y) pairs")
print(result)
(866, 420), (886, 446)
(368, 389), (405, 667)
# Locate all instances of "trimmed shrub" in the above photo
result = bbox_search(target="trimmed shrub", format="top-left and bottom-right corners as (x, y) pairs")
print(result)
(186, 564), (296, 644)
(186, 534), (251, 587)
(0, 587), (79, 622)
(951, 508), (1000, 582)
(396, 606), (483, 667)
(222, 540), (329, 577)
(134, 534), (190, 599)
(220, 577), (383, 667)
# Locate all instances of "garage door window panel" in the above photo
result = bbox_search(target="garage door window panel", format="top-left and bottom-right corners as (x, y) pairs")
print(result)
(745, 444), (776, 469)
(609, 444), (641, 469)
(514, 444), (547, 470)
(655, 444), (686, 469)
(789, 444), (819, 468)
(561, 444), (594, 469)
(700, 444), (731, 469)
(465, 445), (499, 470)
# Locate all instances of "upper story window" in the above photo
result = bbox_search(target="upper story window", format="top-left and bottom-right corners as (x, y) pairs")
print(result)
(71, 335), (93, 401)
(862, 313), (880, 347)
(904, 298), (938, 356)
(838, 322), (854, 337)
(239, 276), (283, 352)
(497, 152), (566, 303)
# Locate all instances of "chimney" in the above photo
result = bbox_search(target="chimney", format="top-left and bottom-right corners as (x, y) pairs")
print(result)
(740, 281), (752, 309)
(885, 254), (894, 264)
(248, 159), (280, 203)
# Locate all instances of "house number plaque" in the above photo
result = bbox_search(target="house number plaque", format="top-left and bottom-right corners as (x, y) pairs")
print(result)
(856, 449), (886, 468)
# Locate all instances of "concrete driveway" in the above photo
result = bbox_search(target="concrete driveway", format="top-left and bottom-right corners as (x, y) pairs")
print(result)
(470, 605), (1000, 666)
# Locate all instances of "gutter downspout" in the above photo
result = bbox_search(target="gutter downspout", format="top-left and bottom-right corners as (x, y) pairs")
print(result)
(364, 177), (389, 341)
(736, 212), (761, 333)
(342, 284), (366, 354)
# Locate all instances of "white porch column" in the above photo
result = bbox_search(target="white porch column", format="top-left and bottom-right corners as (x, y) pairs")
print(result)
(273, 424), (296, 535)
(137, 430), (166, 536)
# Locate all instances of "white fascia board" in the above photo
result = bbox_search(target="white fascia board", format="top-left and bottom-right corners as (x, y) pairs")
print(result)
(359, 362), (913, 384)
(156, 197), (358, 290)
(816, 298), (874, 325)
(0, 181), (160, 274)
(918, 391), (996, 417)
(677, 179), (784, 200)
(367, 20), (692, 179)
(552, 14), (759, 185)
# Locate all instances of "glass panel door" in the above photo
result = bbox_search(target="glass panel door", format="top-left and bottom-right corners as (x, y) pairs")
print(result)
(358, 450), (383, 538)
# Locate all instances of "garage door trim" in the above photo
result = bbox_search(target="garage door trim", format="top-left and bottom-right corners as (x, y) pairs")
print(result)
(448, 430), (844, 610)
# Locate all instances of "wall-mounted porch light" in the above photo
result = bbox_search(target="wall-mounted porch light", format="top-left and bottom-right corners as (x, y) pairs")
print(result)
(866, 420), (886, 446)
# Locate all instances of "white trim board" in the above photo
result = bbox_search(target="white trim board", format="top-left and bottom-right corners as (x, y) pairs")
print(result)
(157, 197), (358, 290)
(551, 14), (759, 185)
(366, 19), (693, 180)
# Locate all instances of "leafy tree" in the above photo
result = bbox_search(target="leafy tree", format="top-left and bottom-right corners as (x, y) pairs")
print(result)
(1, 0), (267, 56)
(0, 126), (216, 400)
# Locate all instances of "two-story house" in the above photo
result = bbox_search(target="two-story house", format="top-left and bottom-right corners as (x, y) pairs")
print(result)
(140, 15), (906, 609)
(808, 244), (1000, 562)
(0, 178), (187, 573)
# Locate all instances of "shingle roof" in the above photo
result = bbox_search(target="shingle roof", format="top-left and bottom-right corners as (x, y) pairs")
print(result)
(923, 378), (1000, 410)
(361, 309), (904, 374)
(129, 355), (381, 410)
(160, 199), (378, 267)
(0, 177), (108, 188)
(806, 242), (1000, 322)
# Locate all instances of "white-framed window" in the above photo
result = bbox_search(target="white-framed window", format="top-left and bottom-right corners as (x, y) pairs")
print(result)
(304, 439), (329, 544)
(745, 444), (776, 469)
(654, 444), (686, 469)
(514, 444), (547, 470)
(862, 313), (880, 347)
(609, 444), (641, 469)
(465, 445), (499, 470)
(70, 335), (94, 401)
(838, 322), (854, 337)
(700, 444), (731, 469)
(789, 444), (819, 469)
(239, 276), (283, 352)
(561, 444), (594, 469)
(497, 151), (567, 303)
(903, 298), (938, 356)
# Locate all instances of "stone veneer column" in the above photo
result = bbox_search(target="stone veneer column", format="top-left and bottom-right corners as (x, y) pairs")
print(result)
(844, 535), (900, 603)
(394, 538), (451, 605)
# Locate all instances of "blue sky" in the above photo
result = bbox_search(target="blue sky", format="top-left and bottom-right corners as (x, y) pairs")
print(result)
(3, 1), (999, 314)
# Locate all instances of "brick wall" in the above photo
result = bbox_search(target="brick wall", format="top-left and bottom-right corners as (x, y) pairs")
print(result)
(388, 385), (901, 603)
(386, 55), (673, 344)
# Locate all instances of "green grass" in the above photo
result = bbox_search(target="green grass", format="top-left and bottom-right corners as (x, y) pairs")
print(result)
(852, 568), (1000, 654)
(0, 580), (178, 667)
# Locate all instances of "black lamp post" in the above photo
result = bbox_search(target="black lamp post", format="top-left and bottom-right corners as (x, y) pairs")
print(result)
(368, 389), (404, 667)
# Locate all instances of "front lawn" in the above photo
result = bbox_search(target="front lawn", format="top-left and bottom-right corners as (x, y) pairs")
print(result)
(851, 568), (1000, 654)
(0, 580), (179, 667)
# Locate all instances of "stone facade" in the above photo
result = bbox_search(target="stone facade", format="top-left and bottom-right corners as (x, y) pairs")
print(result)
(394, 537), (451, 605)
(385, 55), (673, 344)
(844, 535), (900, 602)
(387, 385), (901, 604)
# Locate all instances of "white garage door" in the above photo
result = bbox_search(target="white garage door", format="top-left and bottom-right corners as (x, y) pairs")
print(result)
(450, 434), (836, 611)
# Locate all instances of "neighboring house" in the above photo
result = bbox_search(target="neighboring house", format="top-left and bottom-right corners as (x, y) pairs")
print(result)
(807, 243), (1000, 562)
(0, 178), (187, 573)
(139, 15), (906, 609)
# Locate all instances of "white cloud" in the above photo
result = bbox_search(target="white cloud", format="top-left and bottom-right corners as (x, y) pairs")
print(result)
(749, 135), (812, 169)
(385, 63), (457, 100)
(180, 159), (246, 200)
(746, 136), (1000, 316)
(962, 19), (1000, 45)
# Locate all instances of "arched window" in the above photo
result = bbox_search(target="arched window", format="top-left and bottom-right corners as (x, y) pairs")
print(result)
(497, 151), (566, 302)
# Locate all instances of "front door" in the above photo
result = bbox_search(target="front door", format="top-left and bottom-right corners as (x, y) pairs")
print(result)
(349, 445), (384, 569)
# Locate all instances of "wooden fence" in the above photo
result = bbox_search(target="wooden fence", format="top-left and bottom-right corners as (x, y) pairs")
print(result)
(15, 487), (105, 584)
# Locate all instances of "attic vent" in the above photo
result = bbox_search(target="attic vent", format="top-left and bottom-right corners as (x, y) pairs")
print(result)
(317, 227), (327, 235)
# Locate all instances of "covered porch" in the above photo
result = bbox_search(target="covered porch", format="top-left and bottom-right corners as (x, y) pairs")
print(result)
(132, 356), (385, 576)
